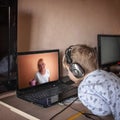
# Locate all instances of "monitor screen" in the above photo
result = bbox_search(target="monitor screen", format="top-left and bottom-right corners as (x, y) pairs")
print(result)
(97, 34), (120, 68)
(17, 49), (60, 89)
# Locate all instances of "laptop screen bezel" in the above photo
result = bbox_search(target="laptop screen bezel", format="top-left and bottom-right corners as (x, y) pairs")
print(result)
(16, 49), (60, 92)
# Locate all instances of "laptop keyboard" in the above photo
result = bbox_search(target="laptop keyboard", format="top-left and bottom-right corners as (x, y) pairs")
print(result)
(20, 83), (77, 104)
(21, 86), (60, 101)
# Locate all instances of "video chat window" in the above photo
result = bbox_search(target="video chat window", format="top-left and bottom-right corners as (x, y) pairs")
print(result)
(17, 51), (59, 89)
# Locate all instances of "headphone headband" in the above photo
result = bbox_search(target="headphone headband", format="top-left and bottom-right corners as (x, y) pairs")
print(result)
(65, 45), (74, 64)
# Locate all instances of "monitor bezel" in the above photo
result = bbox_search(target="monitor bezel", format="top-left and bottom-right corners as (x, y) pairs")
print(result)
(16, 49), (60, 92)
(97, 34), (120, 68)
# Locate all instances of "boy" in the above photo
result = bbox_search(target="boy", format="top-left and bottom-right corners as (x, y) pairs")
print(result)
(63, 44), (120, 120)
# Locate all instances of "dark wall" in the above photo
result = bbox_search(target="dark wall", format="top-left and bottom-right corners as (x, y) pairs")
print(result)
(0, 0), (17, 92)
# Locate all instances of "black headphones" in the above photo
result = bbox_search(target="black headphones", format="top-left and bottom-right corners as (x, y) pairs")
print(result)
(65, 45), (85, 78)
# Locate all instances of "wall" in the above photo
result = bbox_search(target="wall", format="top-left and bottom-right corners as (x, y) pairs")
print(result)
(17, 0), (120, 75)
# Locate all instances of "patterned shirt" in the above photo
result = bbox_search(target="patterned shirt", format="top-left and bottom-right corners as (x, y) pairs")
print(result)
(78, 70), (120, 120)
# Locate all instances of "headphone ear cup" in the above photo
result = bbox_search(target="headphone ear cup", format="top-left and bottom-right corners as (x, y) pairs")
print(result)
(69, 63), (85, 78)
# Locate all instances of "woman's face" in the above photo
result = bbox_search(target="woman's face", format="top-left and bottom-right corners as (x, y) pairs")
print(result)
(38, 61), (45, 72)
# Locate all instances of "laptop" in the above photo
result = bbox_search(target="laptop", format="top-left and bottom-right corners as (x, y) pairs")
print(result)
(16, 49), (77, 107)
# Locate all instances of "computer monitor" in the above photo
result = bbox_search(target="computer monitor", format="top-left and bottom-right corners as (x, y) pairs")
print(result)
(17, 49), (60, 89)
(97, 34), (120, 68)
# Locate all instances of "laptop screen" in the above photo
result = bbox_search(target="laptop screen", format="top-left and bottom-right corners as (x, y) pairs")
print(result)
(17, 49), (60, 90)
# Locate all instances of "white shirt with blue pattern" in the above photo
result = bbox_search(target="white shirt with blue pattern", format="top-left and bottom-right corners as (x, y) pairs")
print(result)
(78, 70), (120, 120)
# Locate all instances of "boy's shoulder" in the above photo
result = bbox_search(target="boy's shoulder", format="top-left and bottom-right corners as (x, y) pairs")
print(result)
(80, 70), (109, 85)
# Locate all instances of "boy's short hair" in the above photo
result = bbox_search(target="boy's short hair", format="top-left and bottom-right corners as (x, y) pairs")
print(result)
(63, 44), (97, 74)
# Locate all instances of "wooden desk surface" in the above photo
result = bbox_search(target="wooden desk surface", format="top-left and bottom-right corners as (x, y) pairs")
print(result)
(0, 92), (114, 120)
(0, 103), (28, 120)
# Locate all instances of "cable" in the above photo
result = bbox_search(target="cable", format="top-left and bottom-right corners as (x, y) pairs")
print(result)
(49, 97), (104, 120)
(81, 111), (104, 120)
(72, 107), (104, 120)
(63, 102), (104, 120)
(49, 97), (78, 120)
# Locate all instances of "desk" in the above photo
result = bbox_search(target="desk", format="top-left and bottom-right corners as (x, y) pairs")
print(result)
(0, 92), (114, 120)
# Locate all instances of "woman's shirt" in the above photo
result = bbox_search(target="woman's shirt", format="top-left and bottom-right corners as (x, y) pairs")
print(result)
(35, 69), (50, 84)
(78, 70), (120, 120)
